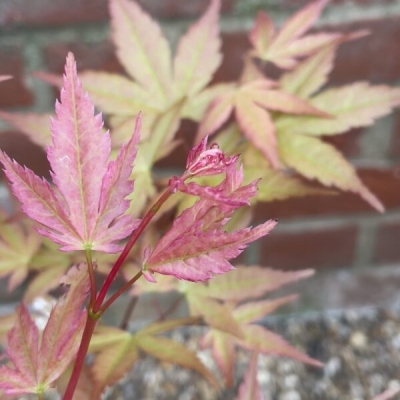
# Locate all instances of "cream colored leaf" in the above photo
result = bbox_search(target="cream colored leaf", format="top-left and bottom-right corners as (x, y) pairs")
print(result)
(278, 131), (384, 211)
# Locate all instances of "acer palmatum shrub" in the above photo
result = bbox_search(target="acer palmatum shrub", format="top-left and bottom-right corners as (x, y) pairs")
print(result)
(0, 0), (399, 399)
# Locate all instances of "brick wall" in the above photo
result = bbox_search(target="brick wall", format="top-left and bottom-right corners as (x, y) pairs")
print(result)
(0, 0), (400, 307)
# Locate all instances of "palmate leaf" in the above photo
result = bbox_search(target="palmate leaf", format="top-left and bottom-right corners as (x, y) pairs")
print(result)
(0, 219), (42, 291)
(0, 266), (89, 396)
(90, 327), (139, 398)
(277, 82), (400, 135)
(143, 162), (277, 282)
(197, 79), (327, 167)
(178, 268), (312, 339)
(249, 0), (337, 69)
(109, 0), (172, 108)
(79, 71), (155, 116)
(187, 293), (244, 337)
(278, 130), (384, 212)
(23, 238), (80, 302)
(0, 53), (141, 252)
(202, 295), (321, 387)
(242, 144), (335, 201)
(89, 319), (217, 395)
(173, 0), (221, 97)
(192, 266), (313, 302)
(234, 352), (264, 400)
(280, 31), (369, 100)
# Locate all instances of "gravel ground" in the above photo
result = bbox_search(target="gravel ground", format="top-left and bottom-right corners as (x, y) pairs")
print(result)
(106, 306), (400, 400)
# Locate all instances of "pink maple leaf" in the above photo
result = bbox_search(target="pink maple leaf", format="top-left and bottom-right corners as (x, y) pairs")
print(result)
(0, 265), (89, 396)
(0, 53), (140, 252)
(169, 136), (247, 206)
(0, 75), (12, 83)
(143, 161), (277, 282)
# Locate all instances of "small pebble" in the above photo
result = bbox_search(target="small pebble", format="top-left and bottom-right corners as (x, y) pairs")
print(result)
(350, 330), (368, 348)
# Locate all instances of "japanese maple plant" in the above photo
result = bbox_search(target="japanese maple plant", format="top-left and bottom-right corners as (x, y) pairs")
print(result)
(0, 0), (399, 399)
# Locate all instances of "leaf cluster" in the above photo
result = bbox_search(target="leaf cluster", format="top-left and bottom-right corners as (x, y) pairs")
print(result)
(0, 0), (399, 399)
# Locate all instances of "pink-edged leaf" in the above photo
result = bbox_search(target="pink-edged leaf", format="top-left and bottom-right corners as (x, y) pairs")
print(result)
(140, 316), (201, 336)
(239, 324), (322, 367)
(109, 0), (172, 107)
(39, 265), (89, 384)
(145, 218), (276, 282)
(185, 135), (238, 177)
(0, 75), (12, 83)
(0, 272), (88, 395)
(0, 53), (141, 252)
(47, 53), (112, 249)
(174, 0), (221, 97)
(91, 334), (138, 397)
(278, 83), (400, 136)
(188, 294), (243, 338)
(0, 111), (51, 148)
(246, 85), (329, 117)
(233, 295), (298, 324)
(269, 32), (340, 69)
(136, 335), (218, 387)
(182, 83), (232, 121)
(235, 95), (279, 168)
(145, 162), (276, 282)
(250, 0), (330, 69)
(193, 267), (313, 301)
(280, 42), (336, 99)
(280, 31), (369, 99)
(0, 219), (42, 292)
(234, 351), (264, 400)
(278, 130), (384, 212)
(249, 11), (275, 58)
(196, 88), (235, 142)
(202, 329), (236, 387)
(92, 115), (141, 251)
(0, 305), (39, 394)
(80, 71), (154, 115)
(246, 165), (336, 202)
(274, 0), (329, 47)
(0, 313), (16, 344)
(0, 152), (81, 249)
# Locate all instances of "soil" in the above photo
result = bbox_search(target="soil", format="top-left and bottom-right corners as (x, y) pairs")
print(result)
(106, 306), (400, 400)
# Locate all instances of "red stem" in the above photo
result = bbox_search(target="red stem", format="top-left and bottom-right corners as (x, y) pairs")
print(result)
(99, 270), (142, 314)
(62, 185), (175, 399)
(62, 315), (98, 400)
(93, 187), (173, 312)
(85, 250), (97, 309)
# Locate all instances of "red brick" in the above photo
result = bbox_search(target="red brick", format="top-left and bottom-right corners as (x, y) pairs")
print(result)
(268, 0), (395, 9)
(0, 0), (233, 29)
(373, 220), (400, 264)
(0, 45), (33, 108)
(323, 128), (363, 159)
(254, 167), (400, 220)
(216, 17), (400, 85)
(0, 0), (108, 28)
(136, 0), (233, 19)
(327, 18), (400, 84)
(44, 41), (122, 75)
(390, 110), (400, 159)
(0, 131), (50, 178)
(259, 224), (358, 270)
